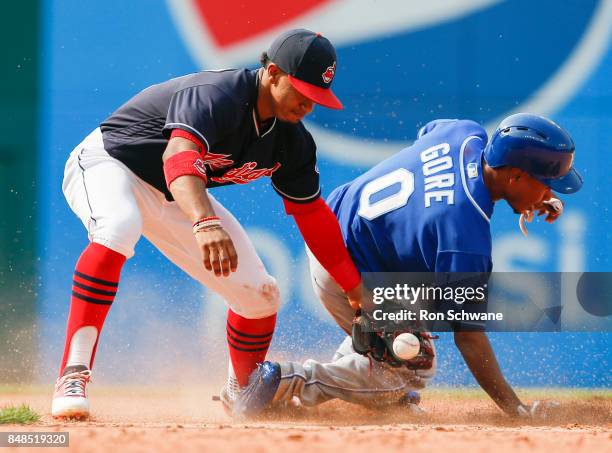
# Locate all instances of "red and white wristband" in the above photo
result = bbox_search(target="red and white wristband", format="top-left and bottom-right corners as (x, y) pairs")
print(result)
(193, 216), (222, 234)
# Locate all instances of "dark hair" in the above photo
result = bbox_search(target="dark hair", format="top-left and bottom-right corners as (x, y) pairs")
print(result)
(260, 51), (271, 67)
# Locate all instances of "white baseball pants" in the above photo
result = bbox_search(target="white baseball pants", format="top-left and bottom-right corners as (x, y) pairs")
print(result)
(62, 128), (279, 319)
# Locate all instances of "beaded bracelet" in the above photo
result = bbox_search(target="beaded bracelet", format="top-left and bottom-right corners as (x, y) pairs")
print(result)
(193, 216), (220, 227)
(192, 216), (222, 234)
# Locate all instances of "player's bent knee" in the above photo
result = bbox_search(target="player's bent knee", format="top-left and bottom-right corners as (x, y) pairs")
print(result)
(90, 214), (142, 258)
(231, 278), (280, 319)
(252, 280), (280, 318)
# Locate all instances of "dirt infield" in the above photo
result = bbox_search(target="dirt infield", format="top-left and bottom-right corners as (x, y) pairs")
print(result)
(1, 386), (610, 452)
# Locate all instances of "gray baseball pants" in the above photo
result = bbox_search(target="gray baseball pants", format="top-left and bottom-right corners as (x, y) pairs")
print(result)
(273, 252), (437, 408)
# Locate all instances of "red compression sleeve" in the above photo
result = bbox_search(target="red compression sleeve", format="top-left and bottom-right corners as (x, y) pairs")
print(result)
(284, 198), (361, 292)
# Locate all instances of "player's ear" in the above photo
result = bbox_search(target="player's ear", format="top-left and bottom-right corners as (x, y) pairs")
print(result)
(266, 63), (282, 85)
(507, 168), (522, 184)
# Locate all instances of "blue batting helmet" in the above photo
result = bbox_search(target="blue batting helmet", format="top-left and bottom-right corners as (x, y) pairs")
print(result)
(484, 113), (583, 194)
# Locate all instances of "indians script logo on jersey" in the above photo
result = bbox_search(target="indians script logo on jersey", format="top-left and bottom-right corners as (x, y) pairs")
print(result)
(168, 0), (610, 166)
(211, 162), (281, 185)
(322, 62), (336, 84)
(200, 151), (234, 171)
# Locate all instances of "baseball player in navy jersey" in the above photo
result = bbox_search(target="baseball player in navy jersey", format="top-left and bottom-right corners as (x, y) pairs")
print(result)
(52, 29), (366, 418)
(235, 114), (582, 419)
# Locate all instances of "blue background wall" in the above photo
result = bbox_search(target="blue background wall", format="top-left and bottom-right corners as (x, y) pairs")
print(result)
(37, 0), (610, 387)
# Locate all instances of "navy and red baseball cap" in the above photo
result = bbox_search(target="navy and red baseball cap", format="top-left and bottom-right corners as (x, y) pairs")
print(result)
(267, 29), (343, 110)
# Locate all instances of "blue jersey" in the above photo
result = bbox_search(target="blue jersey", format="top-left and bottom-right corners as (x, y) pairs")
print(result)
(328, 119), (494, 274)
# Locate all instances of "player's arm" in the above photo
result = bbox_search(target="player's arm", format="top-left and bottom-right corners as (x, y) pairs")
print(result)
(437, 251), (526, 416)
(284, 198), (364, 309)
(162, 133), (238, 277)
(457, 331), (561, 419)
(272, 126), (363, 307)
(454, 330), (524, 416)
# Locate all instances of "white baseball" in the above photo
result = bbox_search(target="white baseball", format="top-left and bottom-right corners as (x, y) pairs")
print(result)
(392, 333), (420, 360)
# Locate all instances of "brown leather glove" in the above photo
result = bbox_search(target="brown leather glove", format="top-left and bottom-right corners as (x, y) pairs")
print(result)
(351, 311), (436, 370)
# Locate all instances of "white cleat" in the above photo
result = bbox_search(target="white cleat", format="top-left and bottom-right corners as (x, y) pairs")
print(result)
(51, 368), (92, 419)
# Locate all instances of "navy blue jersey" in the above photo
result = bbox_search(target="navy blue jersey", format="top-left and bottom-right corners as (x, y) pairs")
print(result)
(101, 69), (320, 202)
(328, 119), (494, 275)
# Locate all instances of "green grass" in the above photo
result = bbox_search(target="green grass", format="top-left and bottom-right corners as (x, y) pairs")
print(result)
(0, 404), (40, 424)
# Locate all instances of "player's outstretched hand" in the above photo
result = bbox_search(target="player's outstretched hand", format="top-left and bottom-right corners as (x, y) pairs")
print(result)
(195, 227), (238, 277)
(537, 197), (564, 223)
(517, 400), (561, 421)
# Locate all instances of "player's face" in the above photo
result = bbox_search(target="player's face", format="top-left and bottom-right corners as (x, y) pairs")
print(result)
(504, 169), (554, 214)
(269, 71), (315, 123)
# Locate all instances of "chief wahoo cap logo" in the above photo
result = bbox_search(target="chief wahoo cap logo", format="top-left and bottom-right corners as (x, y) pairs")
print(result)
(322, 61), (336, 84)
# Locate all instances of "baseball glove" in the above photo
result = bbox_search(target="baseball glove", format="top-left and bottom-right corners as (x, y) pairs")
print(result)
(351, 311), (436, 370)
